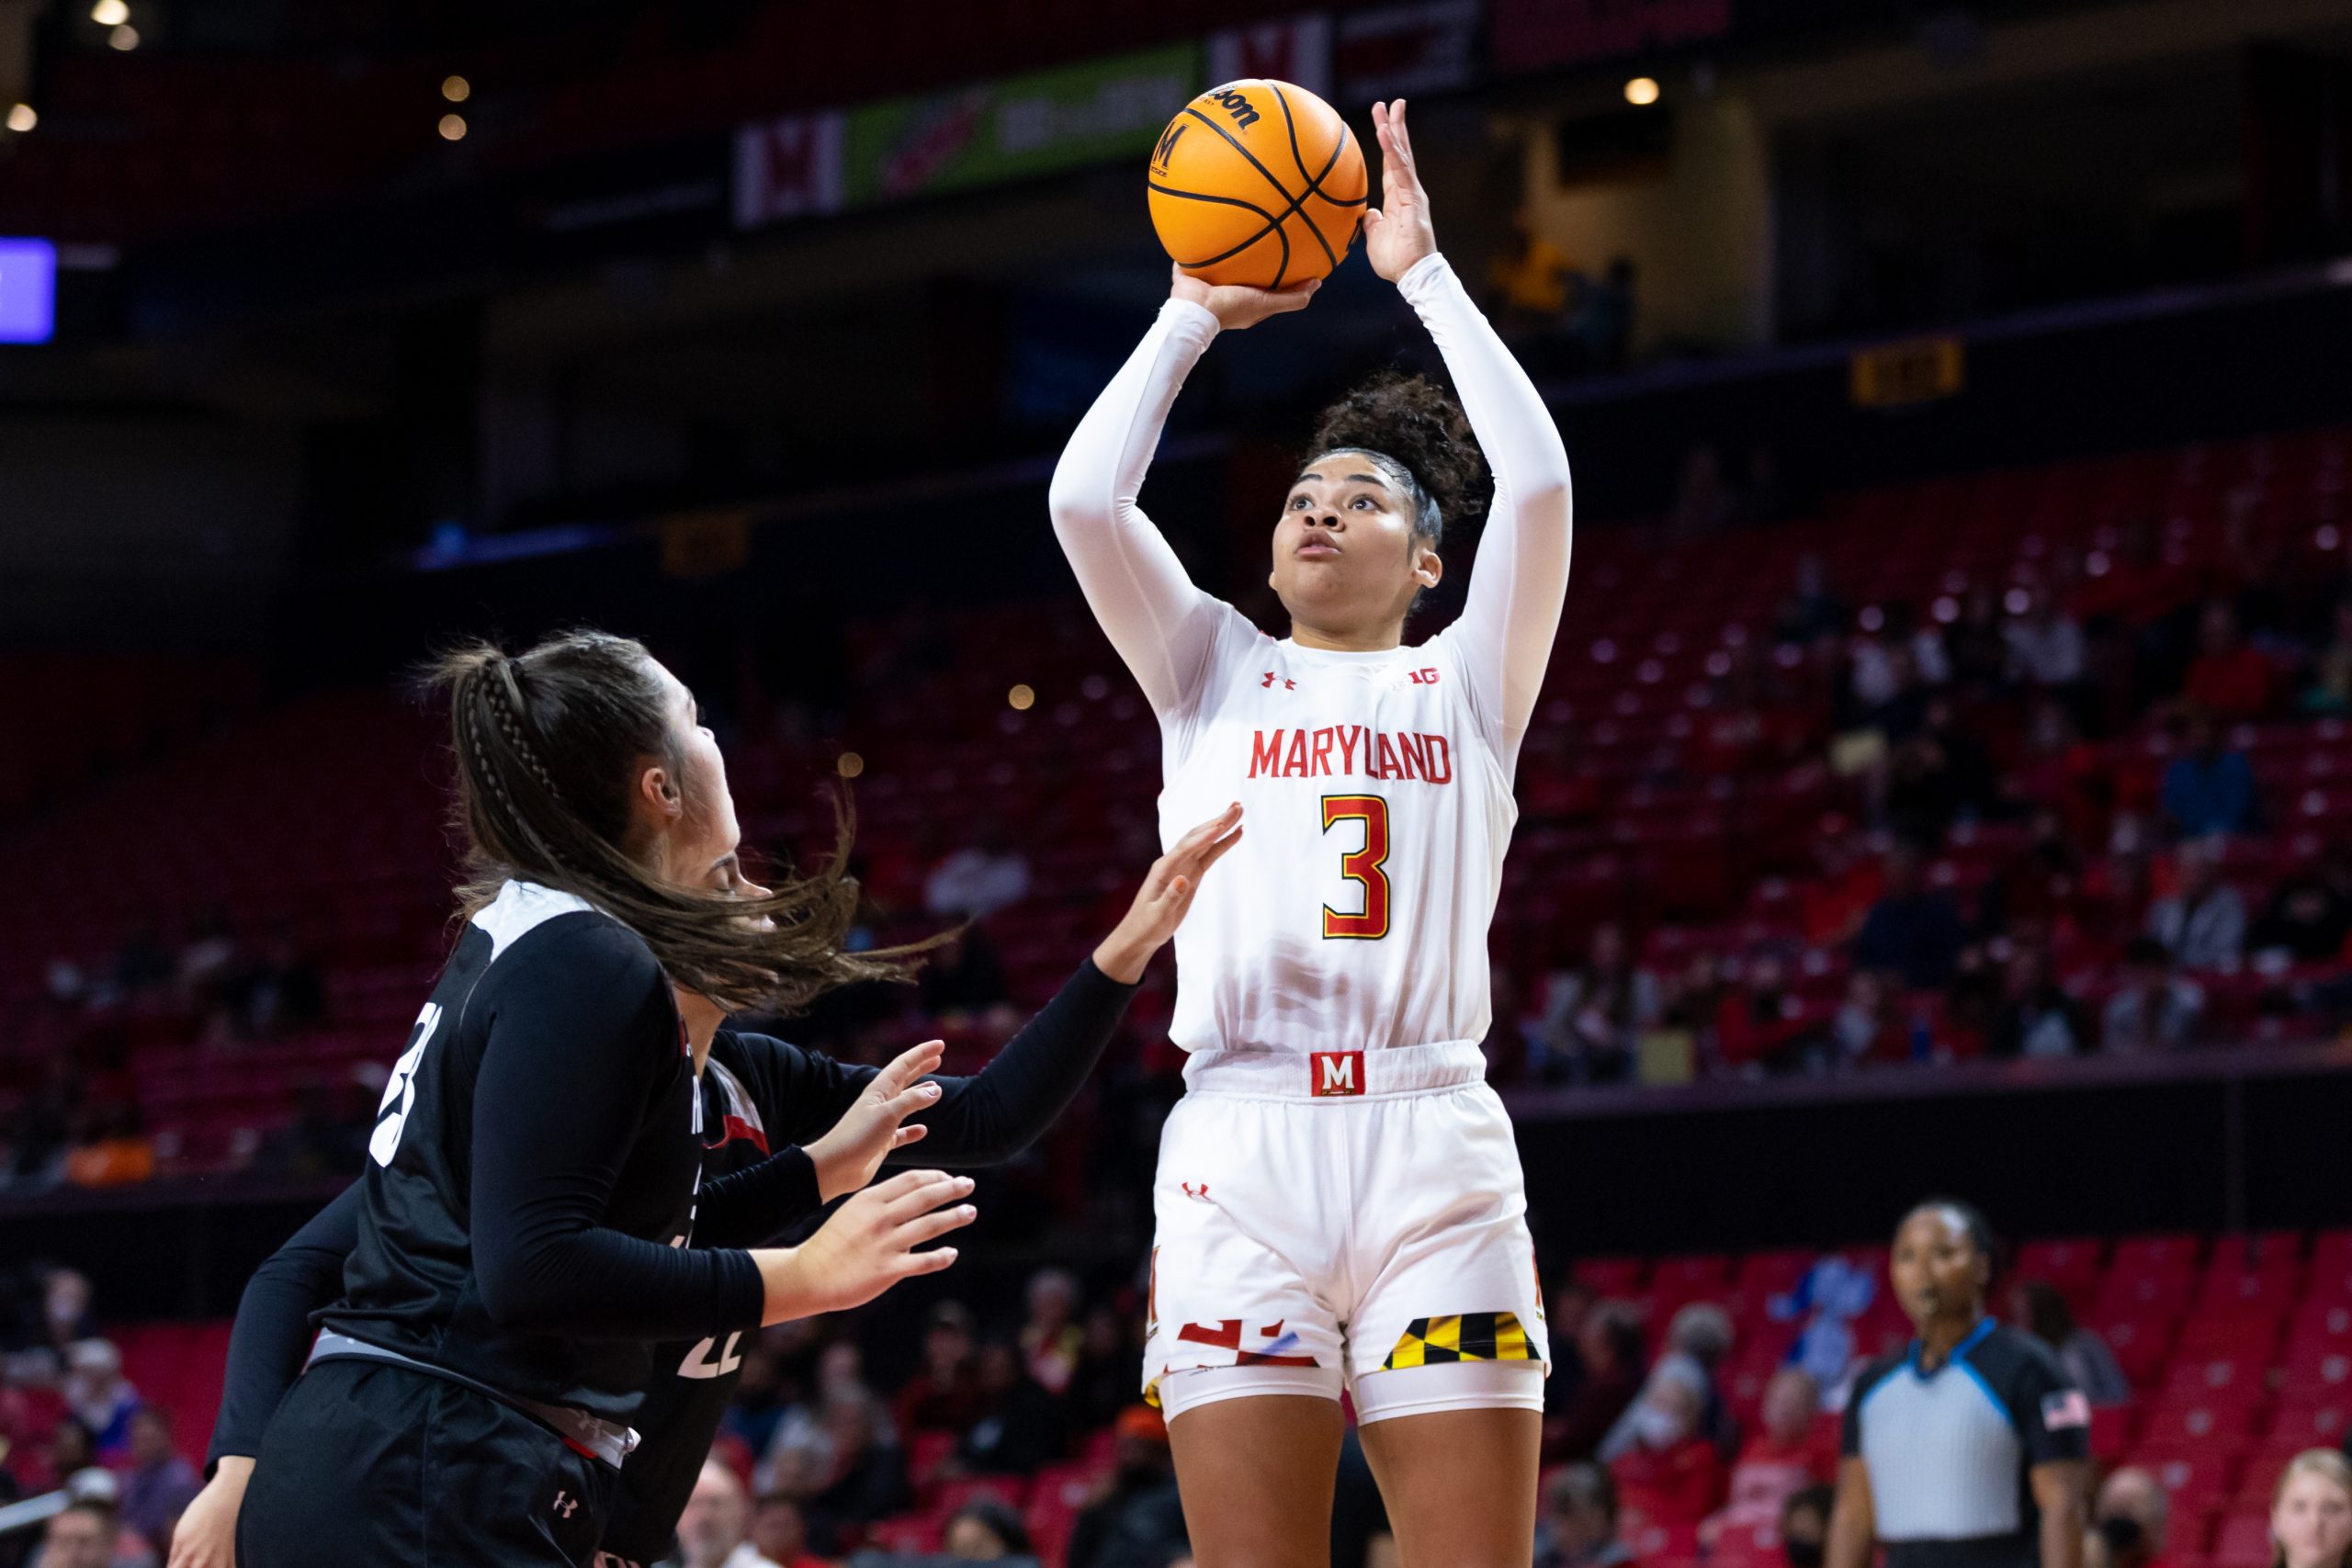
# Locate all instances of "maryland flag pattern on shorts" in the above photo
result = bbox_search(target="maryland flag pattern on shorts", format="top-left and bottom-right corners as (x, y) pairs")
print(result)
(1381, 1312), (1536, 1371)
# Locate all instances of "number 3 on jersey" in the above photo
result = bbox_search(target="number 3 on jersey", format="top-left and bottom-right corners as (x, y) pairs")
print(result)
(369, 1002), (444, 1167)
(1320, 795), (1392, 940)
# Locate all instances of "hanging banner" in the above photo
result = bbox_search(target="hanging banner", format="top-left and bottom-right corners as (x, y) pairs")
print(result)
(733, 112), (846, 230)
(1335, 0), (1480, 100)
(1490, 0), (1734, 73)
(839, 42), (1199, 209)
(1208, 14), (1333, 98)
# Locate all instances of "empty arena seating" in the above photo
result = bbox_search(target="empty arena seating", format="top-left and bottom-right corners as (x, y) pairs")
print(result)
(5, 422), (2352, 1173)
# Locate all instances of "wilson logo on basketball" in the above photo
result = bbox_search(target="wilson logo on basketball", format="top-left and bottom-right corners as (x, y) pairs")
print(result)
(1207, 86), (1261, 130)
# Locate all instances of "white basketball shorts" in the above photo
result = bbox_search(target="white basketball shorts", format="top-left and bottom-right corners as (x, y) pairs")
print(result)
(1142, 1041), (1550, 1425)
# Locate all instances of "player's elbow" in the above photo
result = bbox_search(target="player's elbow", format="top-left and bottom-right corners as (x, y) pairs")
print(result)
(474, 1249), (571, 1332)
(1046, 468), (1108, 543)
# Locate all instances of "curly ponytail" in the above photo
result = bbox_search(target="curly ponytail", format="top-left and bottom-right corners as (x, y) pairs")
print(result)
(1304, 369), (1488, 550)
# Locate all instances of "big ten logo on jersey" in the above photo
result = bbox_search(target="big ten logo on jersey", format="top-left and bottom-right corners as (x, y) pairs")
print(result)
(369, 1003), (444, 1167)
(1403, 667), (1440, 686)
(677, 1330), (745, 1381)
(1207, 85), (1261, 129)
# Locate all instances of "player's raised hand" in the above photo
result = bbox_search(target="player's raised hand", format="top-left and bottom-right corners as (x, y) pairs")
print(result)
(757, 1169), (976, 1322)
(1170, 264), (1320, 331)
(1363, 98), (1437, 283)
(807, 1037), (946, 1201)
(1092, 802), (1245, 983)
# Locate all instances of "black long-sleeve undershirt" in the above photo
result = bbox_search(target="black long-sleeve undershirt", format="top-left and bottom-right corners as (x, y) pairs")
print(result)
(208, 957), (1136, 1469)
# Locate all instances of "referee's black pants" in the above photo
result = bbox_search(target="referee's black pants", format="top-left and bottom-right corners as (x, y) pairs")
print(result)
(238, 1359), (618, 1567)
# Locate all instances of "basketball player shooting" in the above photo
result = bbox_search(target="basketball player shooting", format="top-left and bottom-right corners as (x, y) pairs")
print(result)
(1048, 99), (1574, 1567)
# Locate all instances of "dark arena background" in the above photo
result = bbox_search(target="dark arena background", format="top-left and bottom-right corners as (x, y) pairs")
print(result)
(7, 1), (2352, 1564)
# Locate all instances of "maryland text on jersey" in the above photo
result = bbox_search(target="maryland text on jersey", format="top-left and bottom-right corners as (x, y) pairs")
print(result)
(1246, 726), (1456, 783)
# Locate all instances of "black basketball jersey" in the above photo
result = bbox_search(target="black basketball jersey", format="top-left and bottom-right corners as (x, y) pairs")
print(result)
(322, 880), (764, 1422)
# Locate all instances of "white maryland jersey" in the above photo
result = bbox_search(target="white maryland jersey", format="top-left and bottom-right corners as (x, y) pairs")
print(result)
(1159, 615), (1515, 1054)
(1049, 252), (1574, 1060)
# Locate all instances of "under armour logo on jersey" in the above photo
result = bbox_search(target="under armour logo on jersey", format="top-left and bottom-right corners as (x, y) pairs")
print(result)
(1182, 1181), (1211, 1203)
(1261, 671), (1295, 690)
(552, 1491), (579, 1519)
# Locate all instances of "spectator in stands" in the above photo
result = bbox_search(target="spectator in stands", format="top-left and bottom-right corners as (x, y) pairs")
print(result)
(895, 1301), (985, 1438)
(1670, 446), (1738, 536)
(1571, 257), (1638, 374)
(254, 1076), (372, 1179)
(801, 1391), (910, 1553)
(1713, 1370), (1835, 1538)
(2182, 601), (2273, 722)
(1486, 211), (1576, 354)
(60, 1103), (153, 1191)
(2268, 1450), (2352, 1568)
(117, 1408), (198, 1551)
(2004, 587), (2089, 694)
(923, 822), (1032, 919)
(1880, 707), (1997, 845)
(943, 1496), (1034, 1561)
(42, 1417), (101, 1496)
(2147, 840), (2247, 969)
(1782, 1483), (1836, 1568)
(1832, 969), (1903, 1069)
(229, 921), (324, 1039)
(1715, 952), (1821, 1073)
(2302, 602), (2352, 714)
(1539, 922), (1659, 1084)
(28, 1496), (149, 1568)
(1067, 1405), (1188, 1568)
(678, 1457), (781, 1568)
(1549, 1302), (1648, 1461)
(1852, 845), (1967, 990)
(2089, 1466), (2168, 1568)
(1948, 587), (2012, 696)
(2013, 1281), (2131, 1405)
(955, 1340), (1064, 1477)
(62, 1341), (139, 1456)
(2252, 845), (2352, 963)
(1989, 939), (2087, 1059)
(1776, 556), (1850, 647)
(2160, 709), (2256, 839)
(2098, 938), (2204, 1052)
(746, 1495), (824, 1568)
(1065, 1302), (1145, 1438)
(1610, 1376), (1727, 1528)
(1018, 1268), (1082, 1396)
(1535, 1462), (1634, 1568)
(723, 1338), (795, 1461)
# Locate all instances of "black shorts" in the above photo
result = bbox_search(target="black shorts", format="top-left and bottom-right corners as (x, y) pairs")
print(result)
(238, 1359), (618, 1568)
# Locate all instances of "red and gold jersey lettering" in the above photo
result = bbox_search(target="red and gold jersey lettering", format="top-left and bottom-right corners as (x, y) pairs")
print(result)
(1319, 794), (1392, 940)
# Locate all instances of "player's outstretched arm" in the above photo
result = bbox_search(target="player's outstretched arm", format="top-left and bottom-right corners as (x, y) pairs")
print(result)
(1369, 98), (1573, 758)
(752, 1169), (978, 1323)
(723, 804), (1245, 1189)
(1047, 268), (1305, 715)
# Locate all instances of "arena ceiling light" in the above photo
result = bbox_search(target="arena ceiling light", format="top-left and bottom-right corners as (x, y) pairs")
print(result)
(5, 104), (34, 133)
(91, 0), (128, 25)
(1623, 76), (1660, 106)
(108, 22), (139, 49)
(442, 75), (469, 103)
(438, 113), (466, 141)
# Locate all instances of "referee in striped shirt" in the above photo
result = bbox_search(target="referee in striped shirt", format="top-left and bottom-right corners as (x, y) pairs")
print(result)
(1827, 1200), (2090, 1568)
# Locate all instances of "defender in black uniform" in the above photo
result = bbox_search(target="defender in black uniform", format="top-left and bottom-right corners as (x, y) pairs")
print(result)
(172, 786), (1244, 1568)
(232, 633), (989, 1568)
(1828, 1201), (2090, 1568)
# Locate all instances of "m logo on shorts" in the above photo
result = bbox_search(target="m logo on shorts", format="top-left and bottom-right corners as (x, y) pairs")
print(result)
(1310, 1051), (1365, 1097)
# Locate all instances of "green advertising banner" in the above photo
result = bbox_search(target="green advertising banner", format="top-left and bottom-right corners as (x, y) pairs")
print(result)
(840, 41), (1202, 209)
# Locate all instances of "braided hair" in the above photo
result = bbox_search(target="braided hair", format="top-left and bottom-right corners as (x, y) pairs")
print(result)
(426, 631), (933, 1015)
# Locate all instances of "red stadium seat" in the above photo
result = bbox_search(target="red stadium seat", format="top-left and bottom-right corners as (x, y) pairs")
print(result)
(2211, 1514), (2276, 1568)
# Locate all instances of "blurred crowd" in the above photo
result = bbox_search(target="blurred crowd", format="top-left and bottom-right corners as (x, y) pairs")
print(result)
(1485, 516), (2352, 1089)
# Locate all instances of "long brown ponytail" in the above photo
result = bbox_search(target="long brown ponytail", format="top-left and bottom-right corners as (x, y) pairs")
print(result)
(424, 629), (930, 1014)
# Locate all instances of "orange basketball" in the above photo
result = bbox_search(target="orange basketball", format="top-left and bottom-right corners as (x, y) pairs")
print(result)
(1147, 79), (1368, 289)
